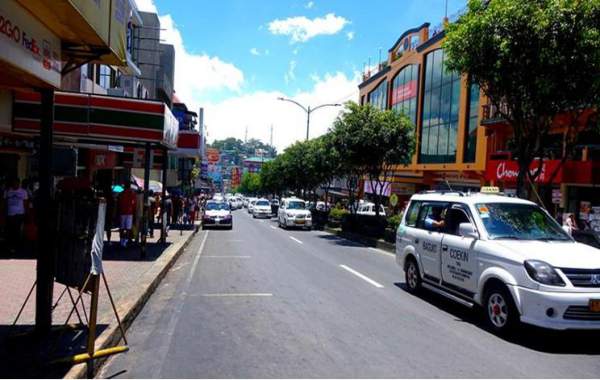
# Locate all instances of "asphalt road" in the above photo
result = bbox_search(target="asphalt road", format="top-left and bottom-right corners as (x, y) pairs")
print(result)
(99, 209), (600, 378)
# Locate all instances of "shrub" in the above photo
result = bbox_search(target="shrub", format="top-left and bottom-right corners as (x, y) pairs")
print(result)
(329, 207), (349, 220)
(387, 213), (403, 232)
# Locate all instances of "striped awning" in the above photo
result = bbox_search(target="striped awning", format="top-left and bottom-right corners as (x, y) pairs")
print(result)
(13, 91), (178, 149)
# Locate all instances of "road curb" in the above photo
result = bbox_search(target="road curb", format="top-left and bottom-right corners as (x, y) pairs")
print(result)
(323, 227), (395, 253)
(63, 227), (199, 379)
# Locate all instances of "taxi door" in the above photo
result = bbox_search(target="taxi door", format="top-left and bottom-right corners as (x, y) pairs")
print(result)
(413, 202), (448, 282)
(440, 204), (478, 295)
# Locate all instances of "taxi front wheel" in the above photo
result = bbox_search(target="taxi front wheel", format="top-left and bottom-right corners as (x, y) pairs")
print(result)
(483, 284), (518, 335)
(405, 258), (421, 294)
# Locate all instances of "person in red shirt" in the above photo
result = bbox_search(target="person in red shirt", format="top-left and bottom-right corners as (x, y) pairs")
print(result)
(118, 182), (137, 248)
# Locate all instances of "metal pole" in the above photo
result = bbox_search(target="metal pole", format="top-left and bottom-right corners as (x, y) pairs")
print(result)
(141, 143), (151, 258)
(35, 88), (55, 334)
(86, 274), (100, 378)
(306, 107), (311, 141)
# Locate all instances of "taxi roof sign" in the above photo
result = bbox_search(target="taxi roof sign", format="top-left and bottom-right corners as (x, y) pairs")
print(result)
(480, 186), (500, 194)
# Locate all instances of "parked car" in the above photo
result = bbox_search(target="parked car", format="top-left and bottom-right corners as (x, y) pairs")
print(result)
(278, 198), (312, 230)
(247, 198), (257, 214)
(396, 190), (600, 333)
(356, 202), (387, 216)
(252, 199), (272, 219)
(202, 201), (233, 229)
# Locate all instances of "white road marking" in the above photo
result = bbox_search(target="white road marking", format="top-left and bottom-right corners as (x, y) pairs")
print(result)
(368, 247), (395, 258)
(339, 264), (384, 288)
(289, 236), (303, 244)
(149, 230), (209, 377)
(269, 225), (277, 230)
(203, 255), (251, 258)
(201, 293), (273, 297)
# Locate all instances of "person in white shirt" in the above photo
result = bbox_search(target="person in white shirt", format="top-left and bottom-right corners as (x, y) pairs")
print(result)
(3, 178), (28, 253)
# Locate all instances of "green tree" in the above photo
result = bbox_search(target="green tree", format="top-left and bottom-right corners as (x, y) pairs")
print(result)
(331, 102), (415, 216)
(237, 172), (262, 195)
(444, 0), (600, 198)
(210, 137), (277, 166)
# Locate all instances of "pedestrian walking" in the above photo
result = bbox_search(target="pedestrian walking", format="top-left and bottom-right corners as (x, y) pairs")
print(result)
(118, 182), (137, 248)
(3, 178), (28, 253)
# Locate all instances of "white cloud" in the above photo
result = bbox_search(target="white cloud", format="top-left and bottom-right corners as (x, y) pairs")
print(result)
(204, 72), (361, 152)
(346, 31), (354, 41)
(134, 0), (157, 13)
(250, 47), (260, 56)
(305, 1), (314, 9)
(159, 15), (244, 104)
(284, 60), (297, 84)
(267, 13), (350, 43)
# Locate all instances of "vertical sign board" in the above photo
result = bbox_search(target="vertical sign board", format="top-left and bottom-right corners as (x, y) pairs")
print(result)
(132, 148), (153, 169)
(0, 0), (62, 87)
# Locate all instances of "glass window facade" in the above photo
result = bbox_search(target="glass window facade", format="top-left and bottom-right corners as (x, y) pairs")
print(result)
(391, 64), (419, 124)
(419, 49), (461, 164)
(464, 83), (480, 163)
(368, 80), (388, 110)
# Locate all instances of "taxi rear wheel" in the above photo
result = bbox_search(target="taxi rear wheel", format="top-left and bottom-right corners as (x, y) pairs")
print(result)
(405, 258), (421, 294)
(483, 284), (518, 335)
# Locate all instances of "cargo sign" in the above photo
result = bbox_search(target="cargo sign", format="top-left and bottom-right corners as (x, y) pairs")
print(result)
(0, 0), (61, 87)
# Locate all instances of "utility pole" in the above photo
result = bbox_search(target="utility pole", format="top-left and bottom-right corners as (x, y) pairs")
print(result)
(269, 125), (273, 147)
(244, 126), (248, 143)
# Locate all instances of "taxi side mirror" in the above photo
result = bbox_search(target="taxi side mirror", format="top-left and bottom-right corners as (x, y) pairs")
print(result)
(459, 222), (478, 239)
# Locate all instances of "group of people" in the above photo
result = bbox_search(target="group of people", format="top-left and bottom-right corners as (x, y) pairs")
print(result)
(106, 184), (206, 248)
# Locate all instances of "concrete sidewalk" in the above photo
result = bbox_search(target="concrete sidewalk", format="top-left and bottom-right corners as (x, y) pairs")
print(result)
(0, 223), (199, 378)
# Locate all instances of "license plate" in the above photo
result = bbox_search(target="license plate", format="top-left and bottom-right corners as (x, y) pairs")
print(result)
(295, 220), (305, 224)
(215, 218), (221, 222)
(590, 299), (600, 312)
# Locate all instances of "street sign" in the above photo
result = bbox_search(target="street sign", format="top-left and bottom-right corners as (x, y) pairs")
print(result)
(390, 193), (399, 207)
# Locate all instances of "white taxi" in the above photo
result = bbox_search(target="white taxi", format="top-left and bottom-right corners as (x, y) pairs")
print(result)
(396, 190), (600, 333)
(278, 198), (312, 230)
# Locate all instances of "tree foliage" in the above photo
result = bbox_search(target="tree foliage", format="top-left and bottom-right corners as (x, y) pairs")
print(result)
(330, 102), (415, 216)
(444, 0), (600, 198)
(210, 137), (277, 165)
(236, 172), (262, 195)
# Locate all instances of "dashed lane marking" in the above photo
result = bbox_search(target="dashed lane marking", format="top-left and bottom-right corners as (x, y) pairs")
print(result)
(339, 264), (384, 288)
(289, 236), (303, 244)
(200, 293), (273, 297)
(368, 247), (395, 257)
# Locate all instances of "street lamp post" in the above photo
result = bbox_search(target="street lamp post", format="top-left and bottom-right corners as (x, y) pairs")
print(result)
(277, 97), (341, 141)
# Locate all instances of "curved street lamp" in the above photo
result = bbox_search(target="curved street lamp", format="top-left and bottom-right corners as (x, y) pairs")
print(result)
(277, 97), (341, 141)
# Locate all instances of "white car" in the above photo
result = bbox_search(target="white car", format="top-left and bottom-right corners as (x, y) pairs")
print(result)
(396, 190), (600, 333)
(202, 201), (233, 229)
(278, 198), (312, 230)
(356, 202), (387, 216)
(252, 199), (272, 219)
(247, 198), (257, 214)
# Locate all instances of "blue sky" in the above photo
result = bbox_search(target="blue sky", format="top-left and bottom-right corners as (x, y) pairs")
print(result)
(137, 0), (466, 150)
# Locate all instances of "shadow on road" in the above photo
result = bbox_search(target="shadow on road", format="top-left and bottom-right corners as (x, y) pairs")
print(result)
(393, 282), (600, 355)
(317, 234), (366, 248)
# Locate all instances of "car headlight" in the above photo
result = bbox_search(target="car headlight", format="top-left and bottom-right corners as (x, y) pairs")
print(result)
(524, 260), (565, 287)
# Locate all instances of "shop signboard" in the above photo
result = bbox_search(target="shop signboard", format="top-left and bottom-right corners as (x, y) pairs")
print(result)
(485, 159), (563, 184)
(391, 80), (417, 105)
(89, 150), (117, 170)
(0, 0), (62, 88)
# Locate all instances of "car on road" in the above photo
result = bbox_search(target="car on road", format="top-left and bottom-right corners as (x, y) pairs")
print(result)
(356, 202), (387, 216)
(202, 201), (233, 229)
(396, 190), (600, 333)
(247, 198), (257, 214)
(252, 199), (272, 219)
(278, 198), (312, 230)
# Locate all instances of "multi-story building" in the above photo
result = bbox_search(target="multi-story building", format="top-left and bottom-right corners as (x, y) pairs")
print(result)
(358, 22), (486, 204)
(359, 20), (600, 227)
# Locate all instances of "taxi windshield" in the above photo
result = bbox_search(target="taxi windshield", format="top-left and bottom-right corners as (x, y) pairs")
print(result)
(256, 200), (270, 206)
(206, 202), (229, 211)
(475, 203), (571, 241)
(287, 201), (305, 210)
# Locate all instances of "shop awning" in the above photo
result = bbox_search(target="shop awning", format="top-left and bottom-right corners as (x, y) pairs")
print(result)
(13, 91), (178, 149)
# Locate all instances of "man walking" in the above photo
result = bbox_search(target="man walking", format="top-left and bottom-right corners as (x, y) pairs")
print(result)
(118, 182), (137, 248)
(3, 178), (28, 253)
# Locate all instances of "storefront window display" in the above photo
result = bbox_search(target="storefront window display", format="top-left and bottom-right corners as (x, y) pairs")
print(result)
(391, 64), (419, 125)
